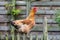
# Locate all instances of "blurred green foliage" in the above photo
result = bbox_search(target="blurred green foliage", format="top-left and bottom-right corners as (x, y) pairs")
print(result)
(11, 9), (21, 16)
(55, 10), (60, 26)
(5, 4), (21, 16)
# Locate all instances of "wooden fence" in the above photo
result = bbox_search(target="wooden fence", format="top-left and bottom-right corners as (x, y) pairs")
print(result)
(0, 0), (60, 40)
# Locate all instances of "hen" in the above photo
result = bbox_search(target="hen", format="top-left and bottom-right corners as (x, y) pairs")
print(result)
(11, 7), (37, 34)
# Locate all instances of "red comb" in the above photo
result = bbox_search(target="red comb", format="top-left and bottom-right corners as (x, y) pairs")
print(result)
(33, 7), (37, 12)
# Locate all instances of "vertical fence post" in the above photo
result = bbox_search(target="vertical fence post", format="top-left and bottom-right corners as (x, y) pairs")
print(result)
(30, 34), (32, 40)
(26, 0), (31, 16)
(17, 32), (20, 40)
(43, 16), (48, 40)
(40, 35), (43, 40)
(11, 27), (15, 40)
(36, 34), (38, 40)
(0, 32), (2, 40)
(10, 0), (16, 40)
(6, 33), (8, 40)
(23, 34), (26, 40)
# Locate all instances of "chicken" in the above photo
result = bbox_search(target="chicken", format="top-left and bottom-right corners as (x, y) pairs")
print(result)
(11, 7), (37, 34)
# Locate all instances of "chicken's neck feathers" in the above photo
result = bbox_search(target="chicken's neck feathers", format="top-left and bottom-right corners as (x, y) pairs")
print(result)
(26, 9), (36, 19)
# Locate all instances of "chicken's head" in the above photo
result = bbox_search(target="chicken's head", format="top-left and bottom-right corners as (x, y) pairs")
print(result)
(32, 7), (37, 12)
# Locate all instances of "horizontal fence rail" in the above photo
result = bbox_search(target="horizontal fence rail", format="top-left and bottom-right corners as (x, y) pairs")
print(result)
(0, 1), (60, 6)
(0, 24), (60, 31)
(0, 10), (56, 15)
(0, 19), (58, 24)
(0, 33), (60, 40)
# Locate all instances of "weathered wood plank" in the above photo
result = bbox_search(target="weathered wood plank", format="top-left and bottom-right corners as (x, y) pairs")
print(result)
(0, 10), (26, 14)
(0, 15), (57, 23)
(36, 10), (56, 14)
(17, 1), (60, 6)
(0, 34), (60, 40)
(0, 7), (5, 10)
(0, 1), (60, 6)
(0, 26), (9, 31)
(0, 0), (9, 1)
(0, 15), (26, 22)
(32, 1), (60, 6)
(1, 6), (60, 10)
(29, 0), (50, 1)
(35, 19), (56, 23)
(39, 7), (60, 10)
(53, 0), (60, 1)
(0, 15), (56, 23)
(39, 7), (51, 10)
(0, 24), (59, 31)
(32, 24), (60, 31)
(41, 0), (50, 1)
(16, 1), (26, 6)
(52, 7), (60, 10)
(0, 10), (7, 14)
(0, 15), (9, 22)
(0, 1), (8, 6)
(0, 10), (56, 15)
(0, 22), (8, 26)
(0, 1), (26, 6)
(30, 35), (60, 40)
(0, 6), (26, 10)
